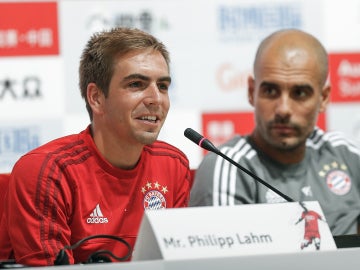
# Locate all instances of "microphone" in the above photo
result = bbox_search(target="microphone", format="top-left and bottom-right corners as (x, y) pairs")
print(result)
(184, 128), (294, 202)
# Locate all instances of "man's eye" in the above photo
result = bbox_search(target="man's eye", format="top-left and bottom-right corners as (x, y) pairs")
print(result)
(295, 89), (307, 98)
(262, 87), (278, 97)
(292, 87), (312, 99)
(129, 81), (143, 88)
(158, 83), (169, 91)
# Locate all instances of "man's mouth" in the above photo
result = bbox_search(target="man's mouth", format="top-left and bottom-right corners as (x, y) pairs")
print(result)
(139, 115), (158, 123)
(271, 124), (296, 135)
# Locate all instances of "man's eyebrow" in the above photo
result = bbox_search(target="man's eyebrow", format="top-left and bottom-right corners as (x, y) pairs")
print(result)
(260, 81), (313, 90)
(260, 81), (278, 88)
(123, 74), (150, 81)
(158, 76), (171, 83)
(123, 74), (171, 83)
(292, 84), (314, 90)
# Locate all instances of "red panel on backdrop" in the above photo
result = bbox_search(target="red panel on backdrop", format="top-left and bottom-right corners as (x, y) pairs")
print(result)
(329, 53), (360, 102)
(202, 111), (326, 154)
(0, 2), (59, 56)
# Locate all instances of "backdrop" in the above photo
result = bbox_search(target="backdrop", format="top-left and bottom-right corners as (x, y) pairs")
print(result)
(1, 0), (360, 171)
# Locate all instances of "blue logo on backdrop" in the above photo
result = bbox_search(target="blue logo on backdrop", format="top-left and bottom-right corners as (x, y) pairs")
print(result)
(0, 127), (40, 171)
(86, 10), (169, 34)
(218, 3), (302, 42)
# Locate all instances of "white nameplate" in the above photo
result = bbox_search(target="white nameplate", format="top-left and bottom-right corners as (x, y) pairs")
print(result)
(132, 201), (336, 261)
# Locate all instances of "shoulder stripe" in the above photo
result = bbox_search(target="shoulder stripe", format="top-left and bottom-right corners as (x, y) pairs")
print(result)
(228, 143), (253, 205)
(146, 141), (188, 160)
(144, 144), (189, 169)
(213, 138), (255, 206)
(308, 128), (324, 144)
(307, 128), (360, 156)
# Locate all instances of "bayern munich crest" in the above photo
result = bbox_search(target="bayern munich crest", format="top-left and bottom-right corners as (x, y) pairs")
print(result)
(326, 170), (351, 195)
(141, 181), (168, 210)
(143, 190), (166, 210)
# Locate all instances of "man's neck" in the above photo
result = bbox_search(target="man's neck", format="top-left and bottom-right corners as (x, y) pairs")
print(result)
(249, 132), (306, 165)
(91, 125), (144, 169)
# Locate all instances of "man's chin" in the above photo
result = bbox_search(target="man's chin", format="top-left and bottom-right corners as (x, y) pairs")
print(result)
(137, 132), (159, 145)
(274, 139), (302, 151)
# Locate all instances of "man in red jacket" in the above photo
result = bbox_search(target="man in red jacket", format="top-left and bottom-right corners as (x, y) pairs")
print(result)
(0, 27), (191, 266)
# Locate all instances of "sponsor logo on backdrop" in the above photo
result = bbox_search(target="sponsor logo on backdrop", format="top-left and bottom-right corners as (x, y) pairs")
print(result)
(0, 126), (40, 171)
(0, 76), (42, 100)
(0, 2), (59, 56)
(329, 53), (360, 102)
(217, 3), (302, 42)
(216, 63), (251, 92)
(86, 10), (169, 33)
(202, 112), (254, 151)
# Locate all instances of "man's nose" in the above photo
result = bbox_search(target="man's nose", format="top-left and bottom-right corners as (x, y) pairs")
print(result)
(144, 83), (162, 105)
(275, 95), (292, 116)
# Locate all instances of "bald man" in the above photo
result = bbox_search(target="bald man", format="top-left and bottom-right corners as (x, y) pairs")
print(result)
(190, 29), (360, 236)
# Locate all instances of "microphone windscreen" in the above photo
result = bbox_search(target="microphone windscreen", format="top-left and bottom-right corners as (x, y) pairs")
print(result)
(184, 128), (218, 153)
(184, 128), (203, 145)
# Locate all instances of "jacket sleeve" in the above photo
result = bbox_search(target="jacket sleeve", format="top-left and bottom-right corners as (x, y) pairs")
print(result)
(189, 151), (218, 206)
(4, 153), (74, 266)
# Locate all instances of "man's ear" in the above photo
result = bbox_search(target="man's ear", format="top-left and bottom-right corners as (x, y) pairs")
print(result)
(87, 83), (104, 114)
(247, 76), (255, 106)
(319, 84), (331, 113)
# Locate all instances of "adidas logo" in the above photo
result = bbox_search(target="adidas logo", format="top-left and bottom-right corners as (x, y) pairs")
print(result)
(86, 203), (109, 224)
